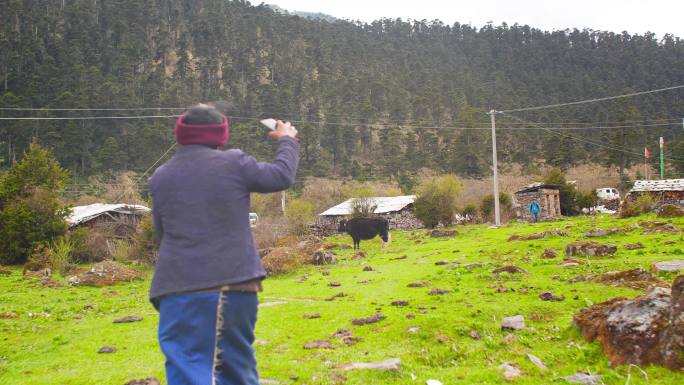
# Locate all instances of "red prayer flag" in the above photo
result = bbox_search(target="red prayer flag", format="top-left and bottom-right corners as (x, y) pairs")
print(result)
(645, 147), (650, 159)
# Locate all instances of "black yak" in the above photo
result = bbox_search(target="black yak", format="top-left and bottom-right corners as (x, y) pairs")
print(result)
(338, 217), (390, 249)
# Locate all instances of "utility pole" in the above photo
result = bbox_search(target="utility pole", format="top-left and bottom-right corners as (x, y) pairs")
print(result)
(489, 110), (501, 227)
(281, 191), (286, 214)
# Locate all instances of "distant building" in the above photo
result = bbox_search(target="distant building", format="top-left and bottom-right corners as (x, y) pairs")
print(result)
(627, 179), (684, 208)
(316, 195), (421, 234)
(513, 183), (562, 221)
(67, 203), (151, 229)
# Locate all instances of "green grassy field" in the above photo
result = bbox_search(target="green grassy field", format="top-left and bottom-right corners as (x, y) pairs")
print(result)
(1, 214), (684, 384)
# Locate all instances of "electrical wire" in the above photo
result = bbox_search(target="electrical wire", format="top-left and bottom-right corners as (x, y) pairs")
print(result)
(498, 84), (684, 113)
(503, 112), (684, 164)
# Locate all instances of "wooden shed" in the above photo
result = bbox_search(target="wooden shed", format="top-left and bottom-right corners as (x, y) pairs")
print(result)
(513, 183), (562, 221)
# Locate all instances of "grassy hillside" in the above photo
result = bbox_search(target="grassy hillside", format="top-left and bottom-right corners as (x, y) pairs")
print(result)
(1, 214), (684, 384)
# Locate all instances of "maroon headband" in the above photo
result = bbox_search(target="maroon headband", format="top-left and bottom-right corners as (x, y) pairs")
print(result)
(174, 114), (229, 147)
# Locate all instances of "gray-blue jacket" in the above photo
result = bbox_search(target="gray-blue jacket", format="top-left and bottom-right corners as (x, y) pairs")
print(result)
(148, 137), (299, 301)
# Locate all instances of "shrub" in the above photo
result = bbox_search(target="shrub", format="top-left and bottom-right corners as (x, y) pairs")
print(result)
(284, 199), (314, 235)
(479, 192), (512, 221)
(575, 190), (599, 211)
(0, 142), (69, 265)
(0, 187), (69, 264)
(414, 175), (462, 228)
(635, 194), (653, 213)
(619, 195), (653, 218)
(461, 204), (478, 220)
(128, 214), (158, 264)
(49, 236), (75, 275)
(349, 186), (377, 218)
(111, 239), (134, 262)
(23, 243), (52, 273)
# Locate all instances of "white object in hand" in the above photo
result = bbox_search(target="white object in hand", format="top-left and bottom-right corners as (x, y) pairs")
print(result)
(260, 118), (276, 131)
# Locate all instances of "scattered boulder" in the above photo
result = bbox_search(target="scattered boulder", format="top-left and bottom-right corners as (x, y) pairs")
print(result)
(68, 262), (143, 287)
(303, 340), (333, 349)
(539, 292), (565, 301)
(24, 268), (51, 280)
(562, 373), (602, 385)
(541, 249), (558, 259)
(338, 358), (400, 371)
(564, 241), (617, 257)
(323, 242), (351, 250)
(97, 346), (117, 354)
(592, 268), (668, 290)
(652, 260), (684, 273)
(352, 313), (386, 325)
(113, 315), (143, 323)
(624, 243), (645, 250)
(526, 353), (547, 370)
(303, 313), (320, 319)
(312, 249), (336, 265)
(573, 275), (684, 369)
(391, 255), (408, 260)
(434, 260), (449, 266)
(497, 363), (521, 381)
(492, 266), (528, 275)
(583, 228), (624, 237)
(391, 300), (409, 306)
(351, 251), (367, 260)
(328, 281), (341, 287)
(501, 333), (517, 344)
(501, 315), (525, 331)
(469, 330), (481, 340)
(426, 380), (443, 385)
(332, 329), (363, 346)
(407, 281), (430, 288)
(657, 204), (684, 218)
(362, 265), (373, 271)
(124, 378), (161, 385)
(428, 229), (458, 238)
(639, 221), (680, 234)
(559, 258), (584, 267)
(428, 288), (450, 295)
(508, 230), (567, 241)
(325, 292), (347, 301)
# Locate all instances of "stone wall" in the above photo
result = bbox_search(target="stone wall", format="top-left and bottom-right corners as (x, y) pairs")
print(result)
(513, 189), (562, 221)
(627, 191), (684, 209)
(311, 207), (424, 237)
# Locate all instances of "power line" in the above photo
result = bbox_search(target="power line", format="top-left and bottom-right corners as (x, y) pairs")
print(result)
(0, 115), (179, 120)
(0, 114), (680, 132)
(499, 84), (684, 113)
(503, 112), (684, 164)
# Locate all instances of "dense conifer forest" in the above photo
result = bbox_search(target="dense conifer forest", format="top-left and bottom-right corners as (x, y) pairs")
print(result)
(1, 0), (683, 184)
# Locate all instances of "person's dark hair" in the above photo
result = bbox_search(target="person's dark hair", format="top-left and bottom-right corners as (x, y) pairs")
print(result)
(182, 104), (224, 125)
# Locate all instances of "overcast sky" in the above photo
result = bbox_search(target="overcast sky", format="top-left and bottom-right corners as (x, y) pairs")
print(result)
(270, 0), (683, 38)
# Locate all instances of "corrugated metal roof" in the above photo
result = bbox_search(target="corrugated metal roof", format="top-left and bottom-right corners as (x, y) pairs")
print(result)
(319, 195), (416, 216)
(630, 179), (684, 192)
(515, 183), (560, 194)
(67, 203), (151, 227)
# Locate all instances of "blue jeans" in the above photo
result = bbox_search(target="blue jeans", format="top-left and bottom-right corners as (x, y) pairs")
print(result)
(157, 291), (259, 385)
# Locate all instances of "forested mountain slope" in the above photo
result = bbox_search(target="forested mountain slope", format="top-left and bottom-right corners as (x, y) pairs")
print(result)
(1, 0), (683, 181)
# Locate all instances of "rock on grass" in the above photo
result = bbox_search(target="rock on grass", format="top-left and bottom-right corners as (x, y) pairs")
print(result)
(303, 340), (333, 349)
(352, 313), (386, 325)
(338, 358), (400, 371)
(501, 315), (525, 331)
(113, 315), (143, 323)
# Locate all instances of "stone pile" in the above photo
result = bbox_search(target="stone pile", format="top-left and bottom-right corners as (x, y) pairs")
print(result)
(573, 275), (684, 370)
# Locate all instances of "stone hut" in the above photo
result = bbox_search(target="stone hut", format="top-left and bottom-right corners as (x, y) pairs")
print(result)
(314, 195), (422, 236)
(627, 179), (684, 209)
(513, 183), (562, 221)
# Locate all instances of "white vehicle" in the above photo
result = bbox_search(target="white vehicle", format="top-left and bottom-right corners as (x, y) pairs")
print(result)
(596, 187), (620, 201)
(249, 212), (258, 228)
